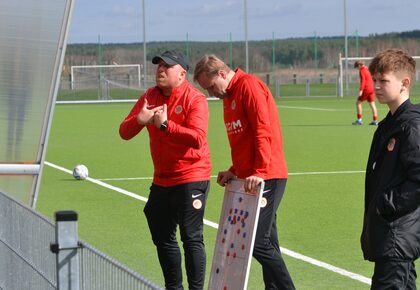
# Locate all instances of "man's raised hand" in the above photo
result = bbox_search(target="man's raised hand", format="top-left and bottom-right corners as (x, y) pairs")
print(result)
(154, 103), (168, 129)
(136, 98), (163, 125)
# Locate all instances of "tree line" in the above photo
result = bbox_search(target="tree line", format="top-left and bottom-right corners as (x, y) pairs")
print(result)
(64, 30), (420, 75)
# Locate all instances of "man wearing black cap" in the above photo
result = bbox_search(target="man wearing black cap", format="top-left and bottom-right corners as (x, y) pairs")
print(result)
(120, 50), (211, 290)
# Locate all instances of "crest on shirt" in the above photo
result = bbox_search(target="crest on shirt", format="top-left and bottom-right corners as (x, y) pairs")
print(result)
(231, 100), (236, 110)
(192, 199), (202, 209)
(387, 138), (396, 152)
(175, 105), (183, 114)
(260, 197), (267, 208)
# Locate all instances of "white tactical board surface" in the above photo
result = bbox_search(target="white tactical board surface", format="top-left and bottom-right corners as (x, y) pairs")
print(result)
(209, 179), (264, 290)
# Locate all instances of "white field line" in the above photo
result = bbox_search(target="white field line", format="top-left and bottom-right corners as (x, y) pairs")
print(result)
(98, 170), (365, 181)
(45, 161), (148, 202)
(289, 170), (365, 176)
(277, 105), (351, 112)
(45, 161), (371, 285)
(56, 97), (220, 105)
(280, 248), (372, 285)
(44, 162), (219, 226)
(100, 177), (153, 181)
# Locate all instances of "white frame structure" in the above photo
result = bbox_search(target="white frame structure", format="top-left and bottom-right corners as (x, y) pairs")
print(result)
(32, 0), (75, 208)
(70, 64), (142, 90)
(0, 0), (75, 208)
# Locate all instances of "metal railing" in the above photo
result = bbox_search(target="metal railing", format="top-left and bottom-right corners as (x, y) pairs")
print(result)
(0, 190), (163, 290)
(273, 77), (339, 98)
(0, 190), (56, 290)
(79, 242), (161, 290)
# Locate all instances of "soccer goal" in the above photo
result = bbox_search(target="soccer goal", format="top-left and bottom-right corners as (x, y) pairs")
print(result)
(69, 64), (142, 101)
(338, 53), (420, 97)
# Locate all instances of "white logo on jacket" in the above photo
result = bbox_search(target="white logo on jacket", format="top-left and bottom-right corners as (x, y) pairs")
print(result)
(225, 119), (243, 134)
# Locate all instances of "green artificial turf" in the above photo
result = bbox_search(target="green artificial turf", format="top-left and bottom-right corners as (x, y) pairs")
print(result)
(37, 95), (420, 289)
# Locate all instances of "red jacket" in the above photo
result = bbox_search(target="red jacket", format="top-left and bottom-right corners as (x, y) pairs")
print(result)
(224, 69), (287, 180)
(359, 65), (374, 94)
(119, 80), (211, 186)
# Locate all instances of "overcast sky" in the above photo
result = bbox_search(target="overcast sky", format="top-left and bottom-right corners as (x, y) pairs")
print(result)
(68, 0), (420, 44)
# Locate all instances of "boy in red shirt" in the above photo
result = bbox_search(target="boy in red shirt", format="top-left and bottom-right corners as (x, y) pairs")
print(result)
(194, 55), (295, 290)
(353, 60), (379, 125)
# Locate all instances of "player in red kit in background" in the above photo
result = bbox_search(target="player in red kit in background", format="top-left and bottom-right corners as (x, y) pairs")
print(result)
(194, 54), (295, 290)
(352, 60), (379, 125)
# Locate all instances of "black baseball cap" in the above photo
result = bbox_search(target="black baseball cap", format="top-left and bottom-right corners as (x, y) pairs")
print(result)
(152, 50), (190, 71)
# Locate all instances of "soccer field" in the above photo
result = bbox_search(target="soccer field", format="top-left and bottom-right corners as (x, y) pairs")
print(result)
(37, 95), (420, 289)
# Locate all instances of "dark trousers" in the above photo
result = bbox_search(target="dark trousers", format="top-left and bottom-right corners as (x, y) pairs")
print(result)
(372, 260), (417, 290)
(144, 181), (209, 290)
(253, 179), (295, 290)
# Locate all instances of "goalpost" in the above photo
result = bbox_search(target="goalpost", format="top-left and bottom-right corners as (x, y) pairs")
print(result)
(63, 64), (219, 104)
(338, 53), (420, 97)
(70, 64), (142, 100)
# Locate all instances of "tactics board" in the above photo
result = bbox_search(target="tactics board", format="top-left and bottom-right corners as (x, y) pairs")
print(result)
(208, 179), (264, 290)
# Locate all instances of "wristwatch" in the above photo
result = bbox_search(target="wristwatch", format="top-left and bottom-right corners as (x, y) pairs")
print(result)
(160, 120), (168, 132)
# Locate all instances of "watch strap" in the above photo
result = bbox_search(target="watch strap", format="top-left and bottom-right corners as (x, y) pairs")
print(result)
(160, 120), (168, 131)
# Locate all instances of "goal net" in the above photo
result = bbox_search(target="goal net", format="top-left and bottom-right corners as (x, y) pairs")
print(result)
(338, 54), (420, 97)
(66, 64), (143, 101)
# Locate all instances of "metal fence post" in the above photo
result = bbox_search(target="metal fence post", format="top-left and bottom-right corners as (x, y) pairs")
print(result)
(51, 211), (80, 290)
(306, 79), (310, 97)
(275, 79), (281, 98)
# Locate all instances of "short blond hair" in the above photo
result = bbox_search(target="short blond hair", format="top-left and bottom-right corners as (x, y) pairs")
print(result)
(369, 49), (416, 82)
(193, 54), (231, 82)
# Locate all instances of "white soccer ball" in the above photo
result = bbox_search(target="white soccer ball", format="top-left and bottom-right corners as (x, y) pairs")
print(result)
(73, 164), (89, 180)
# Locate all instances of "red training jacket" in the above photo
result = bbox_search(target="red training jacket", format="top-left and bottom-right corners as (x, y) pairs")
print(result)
(119, 80), (211, 186)
(359, 65), (374, 94)
(224, 69), (288, 180)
